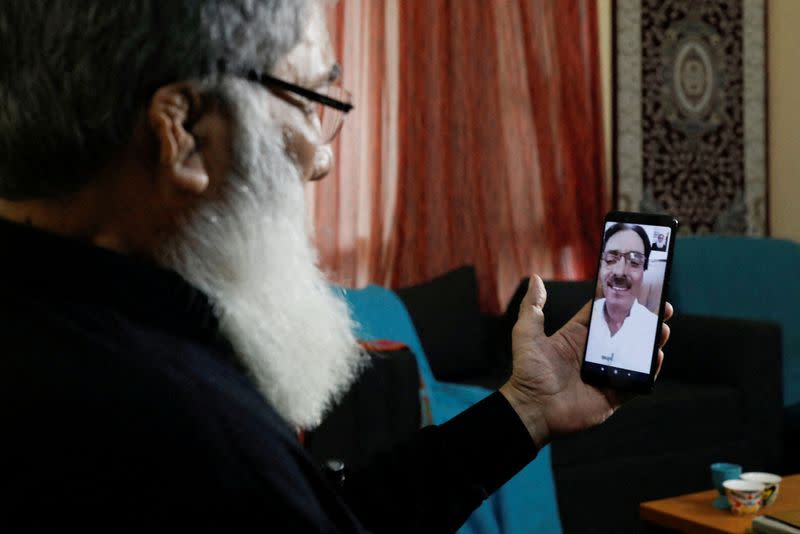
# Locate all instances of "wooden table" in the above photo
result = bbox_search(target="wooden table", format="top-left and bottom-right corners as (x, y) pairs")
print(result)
(640, 474), (800, 533)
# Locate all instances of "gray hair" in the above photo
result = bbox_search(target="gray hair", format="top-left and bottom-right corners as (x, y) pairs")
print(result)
(0, 0), (310, 199)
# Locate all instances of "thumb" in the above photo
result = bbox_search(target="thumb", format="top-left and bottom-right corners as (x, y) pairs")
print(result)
(517, 274), (547, 338)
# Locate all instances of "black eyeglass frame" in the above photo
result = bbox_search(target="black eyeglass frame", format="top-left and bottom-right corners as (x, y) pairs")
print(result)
(246, 71), (354, 113)
(601, 250), (647, 269)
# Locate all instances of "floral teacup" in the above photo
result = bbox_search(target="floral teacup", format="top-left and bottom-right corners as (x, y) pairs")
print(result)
(723, 479), (765, 515)
(741, 472), (782, 506)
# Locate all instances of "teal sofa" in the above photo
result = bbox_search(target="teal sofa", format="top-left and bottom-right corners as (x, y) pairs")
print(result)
(320, 236), (797, 532)
(668, 237), (800, 408)
(339, 285), (562, 534)
(668, 236), (800, 473)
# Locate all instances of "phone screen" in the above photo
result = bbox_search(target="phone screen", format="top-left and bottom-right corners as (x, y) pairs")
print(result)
(582, 217), (675, 390)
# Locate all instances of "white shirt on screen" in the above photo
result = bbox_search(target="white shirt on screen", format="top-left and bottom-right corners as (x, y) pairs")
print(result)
(585, 298), (658, 374)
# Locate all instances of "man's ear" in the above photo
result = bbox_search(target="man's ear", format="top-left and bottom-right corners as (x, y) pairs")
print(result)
(147, 83), (209, 195)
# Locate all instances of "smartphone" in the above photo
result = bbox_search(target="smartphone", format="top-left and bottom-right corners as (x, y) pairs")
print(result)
(580, 211), (679, 393)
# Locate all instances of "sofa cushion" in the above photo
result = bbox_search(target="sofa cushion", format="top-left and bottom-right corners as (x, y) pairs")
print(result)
(337, 284), (438, 426)
(305, 346), (421, 470)
(505, 278), (595, 337)
(395, 266), (490, 381)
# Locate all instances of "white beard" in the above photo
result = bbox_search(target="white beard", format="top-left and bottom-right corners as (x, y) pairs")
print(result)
(158, 79), (366, 430)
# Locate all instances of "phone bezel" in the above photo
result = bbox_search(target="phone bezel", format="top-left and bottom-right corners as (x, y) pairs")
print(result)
(580, 211), (679, 394)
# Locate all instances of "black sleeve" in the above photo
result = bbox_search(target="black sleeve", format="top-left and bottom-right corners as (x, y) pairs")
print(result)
(342, 391), (538, 533)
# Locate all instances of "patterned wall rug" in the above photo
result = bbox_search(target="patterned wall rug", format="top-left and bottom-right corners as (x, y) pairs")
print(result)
(614, 0), (767, 235)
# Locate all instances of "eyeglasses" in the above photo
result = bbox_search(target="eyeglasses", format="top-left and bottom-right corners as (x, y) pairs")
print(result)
(247, 71), (353, 143)
(602, 250), (646, 270)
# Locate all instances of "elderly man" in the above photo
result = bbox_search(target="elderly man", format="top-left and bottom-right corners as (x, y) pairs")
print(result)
(652, 229), (668, 251)
(0, 0), (669, 530)
(586, 223), (660, 373)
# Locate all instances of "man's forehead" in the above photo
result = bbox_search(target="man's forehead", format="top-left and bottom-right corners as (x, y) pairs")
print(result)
(606, 230), (645, 252)
(271, 1), (336, 87)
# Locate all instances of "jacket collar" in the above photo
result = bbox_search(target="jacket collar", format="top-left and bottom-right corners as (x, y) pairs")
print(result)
(0, 217), (226, 347)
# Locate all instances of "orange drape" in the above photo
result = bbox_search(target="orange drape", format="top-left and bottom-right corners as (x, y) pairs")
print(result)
(308, 0), (607, 312)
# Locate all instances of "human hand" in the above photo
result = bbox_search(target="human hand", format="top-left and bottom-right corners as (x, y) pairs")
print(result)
(499, 275), (673, 447)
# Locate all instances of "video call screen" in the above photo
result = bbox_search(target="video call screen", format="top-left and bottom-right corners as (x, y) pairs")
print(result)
(583, 221), (671, 376)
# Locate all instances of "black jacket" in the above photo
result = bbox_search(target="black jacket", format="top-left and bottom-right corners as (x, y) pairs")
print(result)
(0, 219), (536, 532)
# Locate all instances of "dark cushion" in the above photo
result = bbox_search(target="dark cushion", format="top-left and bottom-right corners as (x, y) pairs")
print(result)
(395, 266), (490, 381)
(663, 314), (784, 474)
(553, 379), (751, 534)
(555, 437), (752, 534)
(785, 402), (800, 474)
(551, 380), (743, 468)
(504, 278), (595, 337)
(305, 347), (421, 470)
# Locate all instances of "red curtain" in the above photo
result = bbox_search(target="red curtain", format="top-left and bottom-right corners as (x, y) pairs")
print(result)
(308, 0), (607, 312)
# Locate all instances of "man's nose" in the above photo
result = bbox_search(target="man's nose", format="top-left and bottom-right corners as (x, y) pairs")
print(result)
(329, 63), (342, 83)
(611, 260), (628, 275)
(308, 144), (333, 182)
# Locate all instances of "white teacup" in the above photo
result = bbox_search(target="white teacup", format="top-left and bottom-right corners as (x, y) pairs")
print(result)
(741, 472), (782, 506)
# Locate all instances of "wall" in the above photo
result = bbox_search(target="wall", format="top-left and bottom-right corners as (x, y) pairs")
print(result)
(598, 0), (800, 242)
(768, 0), (800, 241)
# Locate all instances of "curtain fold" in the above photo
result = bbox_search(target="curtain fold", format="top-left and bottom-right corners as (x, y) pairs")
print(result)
(308, 0), (607, 312)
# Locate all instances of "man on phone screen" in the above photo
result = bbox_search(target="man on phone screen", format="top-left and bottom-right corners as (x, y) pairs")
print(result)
(587, 223), (658, 373)
(652, 230), (668, 251)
